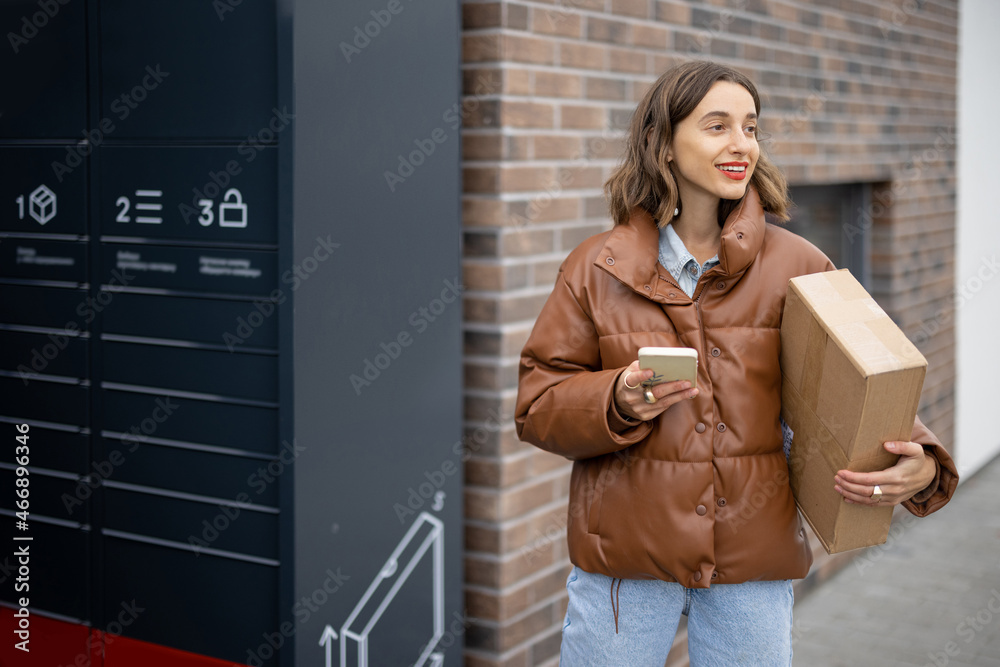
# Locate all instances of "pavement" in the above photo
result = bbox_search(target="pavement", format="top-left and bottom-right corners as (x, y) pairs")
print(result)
(791, 452), (1000, 667)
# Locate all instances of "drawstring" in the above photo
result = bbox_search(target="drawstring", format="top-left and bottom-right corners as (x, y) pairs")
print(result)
(609, 577), (623, 634)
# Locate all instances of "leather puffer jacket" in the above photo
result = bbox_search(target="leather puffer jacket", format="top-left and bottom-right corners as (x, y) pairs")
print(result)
(515, 188), (957, 588)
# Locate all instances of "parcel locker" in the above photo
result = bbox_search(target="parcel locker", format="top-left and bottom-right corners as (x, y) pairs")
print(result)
(0, 1), (462, 665)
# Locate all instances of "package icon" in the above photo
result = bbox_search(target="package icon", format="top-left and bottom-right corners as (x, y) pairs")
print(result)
(29, 185), (57, 225)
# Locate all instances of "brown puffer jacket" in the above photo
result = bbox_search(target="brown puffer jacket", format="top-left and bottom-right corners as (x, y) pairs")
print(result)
(515, 188), (957, 588)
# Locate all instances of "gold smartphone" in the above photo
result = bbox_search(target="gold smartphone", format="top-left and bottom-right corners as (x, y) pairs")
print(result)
(638, 347), (699, 389)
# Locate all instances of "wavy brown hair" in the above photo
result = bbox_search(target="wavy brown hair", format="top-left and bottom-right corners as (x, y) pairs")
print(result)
(605, 61), (790, 227)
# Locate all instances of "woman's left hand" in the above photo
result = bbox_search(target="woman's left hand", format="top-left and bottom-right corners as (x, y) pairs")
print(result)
(833, 440), (937, 506)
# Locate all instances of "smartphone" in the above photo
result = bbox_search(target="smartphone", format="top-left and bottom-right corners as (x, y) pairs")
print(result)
(638, 347), (698, 389)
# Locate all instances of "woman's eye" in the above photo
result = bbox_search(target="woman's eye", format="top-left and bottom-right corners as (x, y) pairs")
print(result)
(745, 126), (757, 133)
(710, 124), (724, 131)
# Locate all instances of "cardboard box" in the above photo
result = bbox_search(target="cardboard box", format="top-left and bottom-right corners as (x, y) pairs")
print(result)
(780, 269), (926, 553)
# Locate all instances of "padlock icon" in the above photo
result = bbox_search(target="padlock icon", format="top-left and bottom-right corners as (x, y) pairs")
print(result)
(219, 188), (248, 228)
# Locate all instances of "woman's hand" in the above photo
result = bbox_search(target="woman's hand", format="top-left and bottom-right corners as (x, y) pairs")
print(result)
(833, 440), (937, 506)
(614, 360), (699, 422)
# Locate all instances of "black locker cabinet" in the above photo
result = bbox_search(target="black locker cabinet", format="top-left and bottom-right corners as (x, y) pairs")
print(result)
(0, 1), (462, 665)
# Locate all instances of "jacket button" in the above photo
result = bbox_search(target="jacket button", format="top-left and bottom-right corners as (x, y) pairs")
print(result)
(695, 422), (706, 433)
(711, 571), (719, 580)
(717, 497), (727, 507)
(644, 285), (651, 291)
(736, 232), (744, 240)
(716, 281), (726, 290)
(711, 347), (721, 357)
(606, 257), (615, 265)
(717, 422), (727, 433)
(668, 291), (677, 298)
(693, 571), (702, 582)
(696, 504), (707, 516)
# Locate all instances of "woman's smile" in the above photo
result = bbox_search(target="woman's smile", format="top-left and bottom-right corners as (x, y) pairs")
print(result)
(716, 161), (749, 180)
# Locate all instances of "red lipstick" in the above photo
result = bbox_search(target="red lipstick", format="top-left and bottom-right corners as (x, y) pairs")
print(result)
(716, 161), (749, 180)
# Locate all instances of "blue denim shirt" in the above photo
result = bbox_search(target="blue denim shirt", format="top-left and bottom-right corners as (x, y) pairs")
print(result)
(657, 222), (720, 298)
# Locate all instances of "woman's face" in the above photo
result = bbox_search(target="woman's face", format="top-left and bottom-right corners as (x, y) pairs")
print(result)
(667, 81), (760, 206)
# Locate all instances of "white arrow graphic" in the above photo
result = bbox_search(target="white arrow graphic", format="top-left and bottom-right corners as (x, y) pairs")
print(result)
(320, 512), (444, 667)
(319, 625), (338, 667)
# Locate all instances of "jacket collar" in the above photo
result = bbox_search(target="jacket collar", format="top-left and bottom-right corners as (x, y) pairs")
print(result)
(595, 187), (767, 302)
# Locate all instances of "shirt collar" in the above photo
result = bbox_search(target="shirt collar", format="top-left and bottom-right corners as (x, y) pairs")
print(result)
(595, 186), (767, 302)
(658, 222), (719, 276)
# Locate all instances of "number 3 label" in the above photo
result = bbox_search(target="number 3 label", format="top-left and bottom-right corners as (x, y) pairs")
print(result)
(197, 199), (214, 226)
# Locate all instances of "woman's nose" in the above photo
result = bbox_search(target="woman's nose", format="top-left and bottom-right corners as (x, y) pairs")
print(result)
(730, 128), (751, 154)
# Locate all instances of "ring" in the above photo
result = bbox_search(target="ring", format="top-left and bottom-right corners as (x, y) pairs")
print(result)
(871, 485), (883, 503)
(623, 372), (640, 390)
(643, 387), (656, 404)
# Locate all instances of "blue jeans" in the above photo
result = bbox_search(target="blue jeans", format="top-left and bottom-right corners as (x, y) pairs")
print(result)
(560, 566), (793, 666)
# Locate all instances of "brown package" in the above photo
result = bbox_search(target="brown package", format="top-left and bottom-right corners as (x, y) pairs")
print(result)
(780, 269), (927, 553)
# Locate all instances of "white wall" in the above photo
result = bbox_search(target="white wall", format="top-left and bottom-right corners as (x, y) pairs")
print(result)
(956, 0), (1000, 478)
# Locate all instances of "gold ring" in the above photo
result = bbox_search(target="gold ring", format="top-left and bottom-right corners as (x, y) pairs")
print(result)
(871, 484), (883, 503)
(623, 372), (640, 390)
(643, 387), (656, 404)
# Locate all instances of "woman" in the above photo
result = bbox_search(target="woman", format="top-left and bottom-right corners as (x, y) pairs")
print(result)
(515, 61), (958, 665)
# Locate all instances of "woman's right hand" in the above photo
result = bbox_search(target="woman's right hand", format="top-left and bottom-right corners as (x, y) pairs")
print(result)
(613, 359), (699, 422)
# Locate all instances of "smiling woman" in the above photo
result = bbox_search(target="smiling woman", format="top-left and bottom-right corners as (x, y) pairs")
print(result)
(514, 60), (957, 666)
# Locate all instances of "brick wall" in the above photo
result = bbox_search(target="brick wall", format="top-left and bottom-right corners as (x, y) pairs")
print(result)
(459, 1), (958, 664)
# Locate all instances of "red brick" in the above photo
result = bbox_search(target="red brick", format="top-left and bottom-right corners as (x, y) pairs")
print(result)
(464, 33), (500, 62)
(533, 135), (582, 160)
(463, 3), (502, 30)
(534, 70), (582, 98)
(463, 133), (504, 161)
(502, 34), (555, 65)
(586, 76), (627, 100)
(656, 1), (691, 24)
(499, 165), (559, 192)
(609, 47), (647, 74)
(559, 42), (605, 70)
(501, 101), (555, 128)
(507, 196), (580, 226)
(506, 2), (529, 30)
(587, 17), (630, 44)
(464, 166), (499, 194)
(611, 0), (649, 19)
(560, 104), (605, 130)
(532, 7), (582, 38)
(463, 197), (506, 226)
(633, 23), (669, 50)
(505, 68), (533, 96)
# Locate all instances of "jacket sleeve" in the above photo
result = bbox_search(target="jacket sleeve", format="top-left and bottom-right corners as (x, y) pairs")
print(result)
(515, 269), (653, 460)
(901, 415), (958, 516)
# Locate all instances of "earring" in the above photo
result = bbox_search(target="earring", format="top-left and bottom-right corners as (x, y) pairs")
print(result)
(673, 207), (679, 217)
